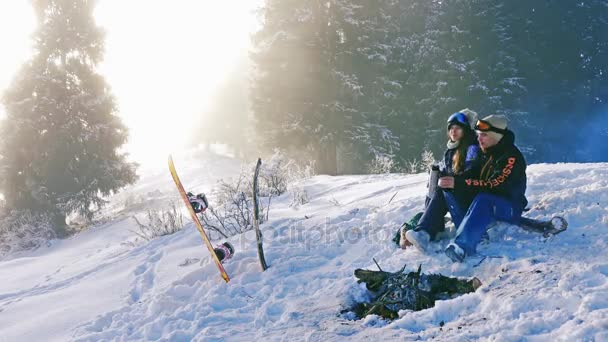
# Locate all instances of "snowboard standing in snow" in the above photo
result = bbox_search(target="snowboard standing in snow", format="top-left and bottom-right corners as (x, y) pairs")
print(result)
(168, 156), (230, 283)
(252, 158), (269, 271)
(518, 216), (568, 237)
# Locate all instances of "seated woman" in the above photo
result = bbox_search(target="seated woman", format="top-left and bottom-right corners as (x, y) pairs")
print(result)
(403, 109), (482, 251)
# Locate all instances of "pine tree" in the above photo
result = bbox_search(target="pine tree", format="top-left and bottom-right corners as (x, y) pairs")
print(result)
(251, 0), (607, 169)
(391, 0), (455, 159)
(331, 0), (402, 172)
(0, 0), (138, 233)
(495, 0), (608, 161)
(252, 0), (343, 174)
(252, 0), (403, 174)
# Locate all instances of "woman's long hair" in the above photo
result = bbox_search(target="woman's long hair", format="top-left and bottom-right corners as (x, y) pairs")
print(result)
(450, 126), (476, 175)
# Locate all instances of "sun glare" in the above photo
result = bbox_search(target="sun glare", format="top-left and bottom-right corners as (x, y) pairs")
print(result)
(1, 1), (260, 167)
(94, 0), (259, 168)
(0, 3), (35, 118)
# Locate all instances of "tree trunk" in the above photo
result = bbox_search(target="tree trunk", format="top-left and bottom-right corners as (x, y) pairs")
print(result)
(316, 143), (338, 175)
(51, 210), (68, 238)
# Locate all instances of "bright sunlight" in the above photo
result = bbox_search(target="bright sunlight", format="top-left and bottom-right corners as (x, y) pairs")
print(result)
(95, 0), (260, 167)
(0, 0), (260, 168)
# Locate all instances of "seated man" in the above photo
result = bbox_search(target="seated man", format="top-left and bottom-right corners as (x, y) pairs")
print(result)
(441, 115), (528, 262)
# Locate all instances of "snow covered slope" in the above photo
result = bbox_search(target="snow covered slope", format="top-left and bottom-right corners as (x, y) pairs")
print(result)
(1, 162), (607, 341)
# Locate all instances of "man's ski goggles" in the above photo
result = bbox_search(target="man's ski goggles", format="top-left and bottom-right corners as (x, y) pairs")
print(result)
(447, 112), (469, 127)
(475, 119), (507, 134)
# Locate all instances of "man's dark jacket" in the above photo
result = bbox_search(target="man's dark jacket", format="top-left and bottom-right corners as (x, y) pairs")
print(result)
(455, 130), (528, 210)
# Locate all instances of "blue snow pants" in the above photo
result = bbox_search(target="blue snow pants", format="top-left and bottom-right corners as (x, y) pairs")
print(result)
(417, 189), (522, 254)
(415, 187), (470, 240)
(452, 193), (523, 255)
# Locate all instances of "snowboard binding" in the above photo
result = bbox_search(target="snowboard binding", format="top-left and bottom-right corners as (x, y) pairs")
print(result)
(214, 242), (235, 262)
(187, 192), (209, 213)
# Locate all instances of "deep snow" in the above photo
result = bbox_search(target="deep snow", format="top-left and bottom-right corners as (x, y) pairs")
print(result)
(1, 157), (607, 341)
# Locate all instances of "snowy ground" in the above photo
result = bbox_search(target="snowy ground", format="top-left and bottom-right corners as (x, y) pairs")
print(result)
(1, 158), (607, 341)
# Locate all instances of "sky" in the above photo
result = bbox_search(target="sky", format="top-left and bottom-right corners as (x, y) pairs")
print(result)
(0, 0), (261, 168)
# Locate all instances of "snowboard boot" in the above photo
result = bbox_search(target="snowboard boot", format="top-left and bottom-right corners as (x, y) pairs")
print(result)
(405, 229), (431, 252)
(214, 242), (235, 262)
(445, 243), (465, 263)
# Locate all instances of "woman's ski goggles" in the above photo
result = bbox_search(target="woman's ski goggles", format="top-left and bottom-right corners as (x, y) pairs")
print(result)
(475, 119), (507, 134)
(447, 112), (469, 127)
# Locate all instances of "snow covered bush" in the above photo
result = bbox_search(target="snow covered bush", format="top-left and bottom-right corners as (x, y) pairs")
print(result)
(131, 203), (184, 241)
(259, 149), (315, 196)
(290, 186), (310, 208)
(0, 209), (56, 258)
(368, 155), (395, 174)
(398, 151), (436, 175)
(200, 171), (253, 238)
(421, 150), (436, 171)
(199, 153), (314, 238)
(367, 151), (434, 175)
(199, 168), (273, 238)
(259, 150), (292, 196)
(404, 158), (421, 174)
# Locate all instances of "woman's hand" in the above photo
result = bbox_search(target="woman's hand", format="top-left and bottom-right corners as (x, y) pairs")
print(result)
(438, 176), (455, 189)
